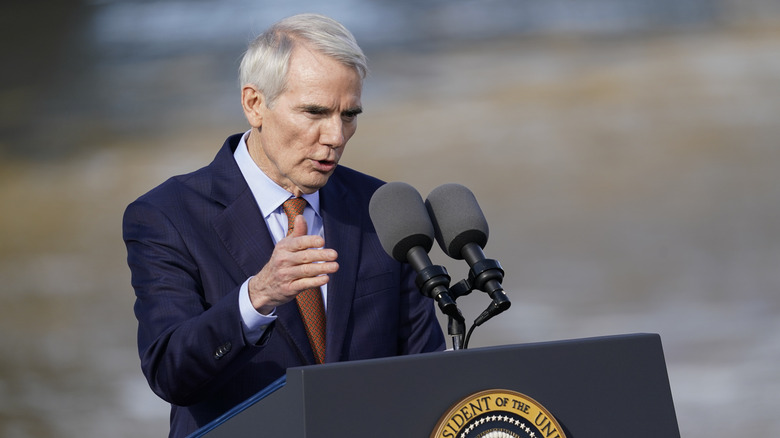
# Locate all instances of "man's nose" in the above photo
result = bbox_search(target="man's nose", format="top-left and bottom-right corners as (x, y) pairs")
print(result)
(320, 117), (345, 148)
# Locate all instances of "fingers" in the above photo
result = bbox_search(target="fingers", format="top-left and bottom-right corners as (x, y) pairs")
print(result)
(279, 215), (337, 271)
(249, 255), (338, 312)
(277, 243), (339, 293)
(285, 254), (339, 277)
(282, 215), (326, 251)
(288, 269), (334, 291)
(248, 214), (339, 311)
(289, 214), (308, 238)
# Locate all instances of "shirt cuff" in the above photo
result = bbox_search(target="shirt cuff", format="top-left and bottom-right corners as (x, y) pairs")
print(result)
(239, 277), (277, 344)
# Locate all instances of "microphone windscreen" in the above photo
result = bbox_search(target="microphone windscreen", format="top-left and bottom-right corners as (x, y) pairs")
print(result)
(425, 183), (489, 259)
(369, 182), (434, 262)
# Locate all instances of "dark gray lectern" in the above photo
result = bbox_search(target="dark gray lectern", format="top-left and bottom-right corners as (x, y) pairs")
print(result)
(190, 333), (679, 437)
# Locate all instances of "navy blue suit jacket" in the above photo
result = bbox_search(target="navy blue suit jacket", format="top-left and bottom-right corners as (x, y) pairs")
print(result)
(123, 134), (445, 437)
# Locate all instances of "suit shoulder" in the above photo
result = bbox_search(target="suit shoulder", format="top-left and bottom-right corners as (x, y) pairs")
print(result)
(126, 134), (242, 211)
(128, 166), (211, 209)
(330, 165), (386, 195)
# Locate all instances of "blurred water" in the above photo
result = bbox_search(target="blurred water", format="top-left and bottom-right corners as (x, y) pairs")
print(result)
(0, 0), (735, 158)
(2, 1), (780, 437)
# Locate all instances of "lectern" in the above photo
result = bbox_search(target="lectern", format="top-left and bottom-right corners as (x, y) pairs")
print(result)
(190, 333), (679, 437)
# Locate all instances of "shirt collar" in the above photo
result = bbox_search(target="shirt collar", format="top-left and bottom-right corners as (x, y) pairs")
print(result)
(234, 130), (321, 218)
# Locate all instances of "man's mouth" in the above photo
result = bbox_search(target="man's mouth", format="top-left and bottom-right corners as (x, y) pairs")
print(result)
(313, 159), (337, 172)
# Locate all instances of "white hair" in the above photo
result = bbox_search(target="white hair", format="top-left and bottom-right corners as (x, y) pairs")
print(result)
(238, 13), (368, 106)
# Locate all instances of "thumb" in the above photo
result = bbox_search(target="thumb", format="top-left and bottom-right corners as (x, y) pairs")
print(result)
(290, 214), (308, 237)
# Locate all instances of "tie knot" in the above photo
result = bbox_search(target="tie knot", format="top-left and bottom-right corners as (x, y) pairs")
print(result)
(283, 197), (307, 217)
(282, 197), (307, 236)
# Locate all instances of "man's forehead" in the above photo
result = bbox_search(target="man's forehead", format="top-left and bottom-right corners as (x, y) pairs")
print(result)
(288, 44), (362, 80)
(281, 64), (362, 105)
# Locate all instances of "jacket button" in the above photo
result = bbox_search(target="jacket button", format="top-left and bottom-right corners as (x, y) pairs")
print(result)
(214, 341), (232, 359)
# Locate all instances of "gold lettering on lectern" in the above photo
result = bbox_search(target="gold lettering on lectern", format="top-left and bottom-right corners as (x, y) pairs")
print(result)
(512, 398), (531, 414)
(535, 411), (562, 438)
(443, 396), (493, 436)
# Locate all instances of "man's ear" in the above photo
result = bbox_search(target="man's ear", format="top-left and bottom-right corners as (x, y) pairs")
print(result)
(241, 85), (265, 128)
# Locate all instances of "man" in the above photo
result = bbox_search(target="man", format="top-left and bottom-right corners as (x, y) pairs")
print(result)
(122, 13), (445, 437)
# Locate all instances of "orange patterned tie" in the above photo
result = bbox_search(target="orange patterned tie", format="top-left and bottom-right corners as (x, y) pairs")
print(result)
(282, 197), (327, 364)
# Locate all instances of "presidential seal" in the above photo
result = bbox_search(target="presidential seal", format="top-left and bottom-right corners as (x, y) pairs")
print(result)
(431, 389), (566, 438)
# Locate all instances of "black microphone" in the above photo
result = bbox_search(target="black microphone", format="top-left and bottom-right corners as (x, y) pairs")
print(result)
(368, 182), (460, 320)
(425, 183), (510, 326)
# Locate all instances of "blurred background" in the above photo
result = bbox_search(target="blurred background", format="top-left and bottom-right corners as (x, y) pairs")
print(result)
(1, 0), (779, 436)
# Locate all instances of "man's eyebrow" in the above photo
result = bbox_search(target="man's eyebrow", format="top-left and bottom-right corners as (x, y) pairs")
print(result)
(297, 104), (363, 116)
(298, 104), (330, 113)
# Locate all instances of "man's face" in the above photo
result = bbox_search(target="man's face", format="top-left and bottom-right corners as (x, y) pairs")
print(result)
(244, 45), (363, 197)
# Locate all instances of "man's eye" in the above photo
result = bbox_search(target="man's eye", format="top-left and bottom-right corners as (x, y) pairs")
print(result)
(342, 110), (362, 121)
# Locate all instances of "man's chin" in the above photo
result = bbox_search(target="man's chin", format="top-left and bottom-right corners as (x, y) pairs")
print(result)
(299, 171), (336, 194)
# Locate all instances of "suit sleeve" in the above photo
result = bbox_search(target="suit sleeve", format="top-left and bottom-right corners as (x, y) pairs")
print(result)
(123, 199), (269, 406)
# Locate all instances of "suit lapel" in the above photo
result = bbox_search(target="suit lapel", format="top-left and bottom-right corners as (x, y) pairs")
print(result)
(209, 136), (276, 280)
(213, 188), (274, 279)
(208, 135), (314, 363)
(321, 174), (361, 362)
